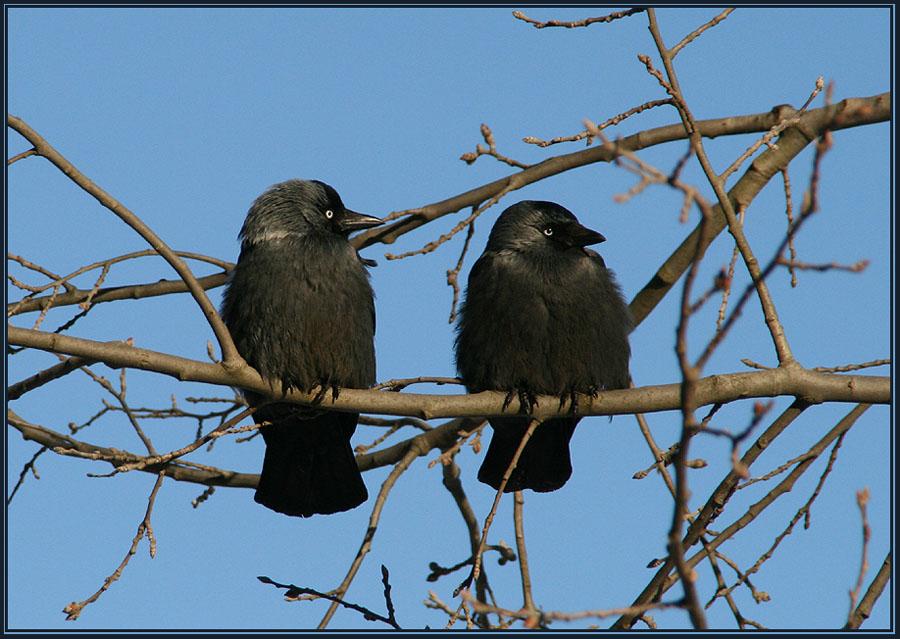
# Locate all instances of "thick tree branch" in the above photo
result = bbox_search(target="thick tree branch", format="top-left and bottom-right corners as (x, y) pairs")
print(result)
(8, 326), (890, 421)
(628, 92), (889, 326)
(350, 93), (889, 263)
(8, 411), (483, 492)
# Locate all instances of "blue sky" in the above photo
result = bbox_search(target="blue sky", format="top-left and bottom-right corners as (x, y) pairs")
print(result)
(6, 6), (893, 631)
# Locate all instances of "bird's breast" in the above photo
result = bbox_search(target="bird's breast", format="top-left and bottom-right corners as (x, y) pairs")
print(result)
(223, 240), (376, 390)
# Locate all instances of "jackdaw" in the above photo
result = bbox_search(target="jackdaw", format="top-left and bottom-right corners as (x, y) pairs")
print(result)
(220, 179), (382, 517)
(454, 200), (632, 493)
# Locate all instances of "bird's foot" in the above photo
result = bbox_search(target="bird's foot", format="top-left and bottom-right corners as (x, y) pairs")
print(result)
(501, 387), (538, 415)
(311, 382), (342, 405)
(558, 389), (580, 416)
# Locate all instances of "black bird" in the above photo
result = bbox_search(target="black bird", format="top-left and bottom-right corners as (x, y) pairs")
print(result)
(454, 200), (632, 493)
(220, 179), (382, 517)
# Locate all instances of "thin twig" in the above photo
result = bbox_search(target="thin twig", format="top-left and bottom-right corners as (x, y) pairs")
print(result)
(524, 99), (673, 148)
(512, 8), (646, 29)
(76, 363), (157, 456)
(460, 123), (530, 168)
(8, 250), (230, 316)
(847, 487), (871, 623)
(62, 472), (165, 620)
(447, 217), (477, 323)
(811, 359), (890, 373)
(513, 491), (537, 623)
(460, 589), (685, 624)
(670, 8), (735, 57)
(6, 446), (46, 505)
(710, 432), (847, 605)
(7, 354), (96, 400)
(776, 257), (870, 273)
(456, 419), (541, 597)
(384, 184), (514, 261)
(844, 552), (891, 629)
(370, 376), (463, 391)
(318, 443), (424, 628)
(258, 572), (401, 630)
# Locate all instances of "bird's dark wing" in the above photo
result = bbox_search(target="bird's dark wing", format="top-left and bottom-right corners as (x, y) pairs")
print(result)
(222, 217), (375, 517)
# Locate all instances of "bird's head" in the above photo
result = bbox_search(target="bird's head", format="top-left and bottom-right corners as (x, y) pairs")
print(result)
(485, 200), (606, 255)
(239, 179), (382, 245)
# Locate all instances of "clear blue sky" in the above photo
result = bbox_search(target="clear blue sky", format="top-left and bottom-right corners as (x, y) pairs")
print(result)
(6, 6), (892, 631)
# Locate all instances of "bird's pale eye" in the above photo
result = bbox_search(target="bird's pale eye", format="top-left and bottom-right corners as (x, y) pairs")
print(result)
(324, 210), (335, 219)
(543, 227), (554, 237)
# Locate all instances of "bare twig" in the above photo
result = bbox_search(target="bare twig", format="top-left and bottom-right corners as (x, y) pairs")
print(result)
(7, 252), (75, 292)
(670, 8), (735, 57)
(384, 184), (514, 261)
(75, 363), (157, 455)
(613, 396), (811, 629)
(351, 94), (890, 260)
(447, 217), (476, 323)
(811, 359), (890, 373)
(524, 99), (674, 148)
(776, 257), (870, 273)
(844, 552), (891, 629)
(8, 354), (96, 400)
(847, 487), (872, 623)
(782, 169), (799, 286)
(456, 419), (540, 596)
(512, 8), (646, 29)
(317, 443), (424, 629)
(8, 147), (37, 164)
(460, 589), (685, 624)
(6, 446), (46, 505)
(7, 408), (259, 489)
(656, 405), (868, 621)
(460, 123), (530, 168)
(62, 472), (165, 620)
(709, 431), (847, 606)
(258, 571), (401, 630)
(370, 376), (463, 391)
(719, 77), (824, 183)
(513, 491), (537, 623)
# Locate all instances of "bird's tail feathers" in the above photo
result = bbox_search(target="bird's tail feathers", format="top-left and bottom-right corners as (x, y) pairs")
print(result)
(478, 416), (579, 493)
(254, 407), (368, 517)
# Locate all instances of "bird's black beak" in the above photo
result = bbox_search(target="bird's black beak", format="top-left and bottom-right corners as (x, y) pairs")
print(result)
(562, 220), (606, 248)
(339, 209), (384, 232)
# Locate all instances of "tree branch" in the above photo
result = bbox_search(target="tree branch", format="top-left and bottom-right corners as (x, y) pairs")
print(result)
(349, 93), (889, 262)
(9, 270), (228, 316)
(626, 92), (889, 326)
(7, 114), (240, 364)
(8, 325), (890, 421)
(8, 409), (259, 489)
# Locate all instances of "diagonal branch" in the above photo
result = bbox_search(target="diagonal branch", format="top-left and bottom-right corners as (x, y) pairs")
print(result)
(625, 92), (889, 326)
(7, 114), (240, 364)
(350, 93), (888, 261)
(844, 552), (892, 629)
(614, 402), (872, 629)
